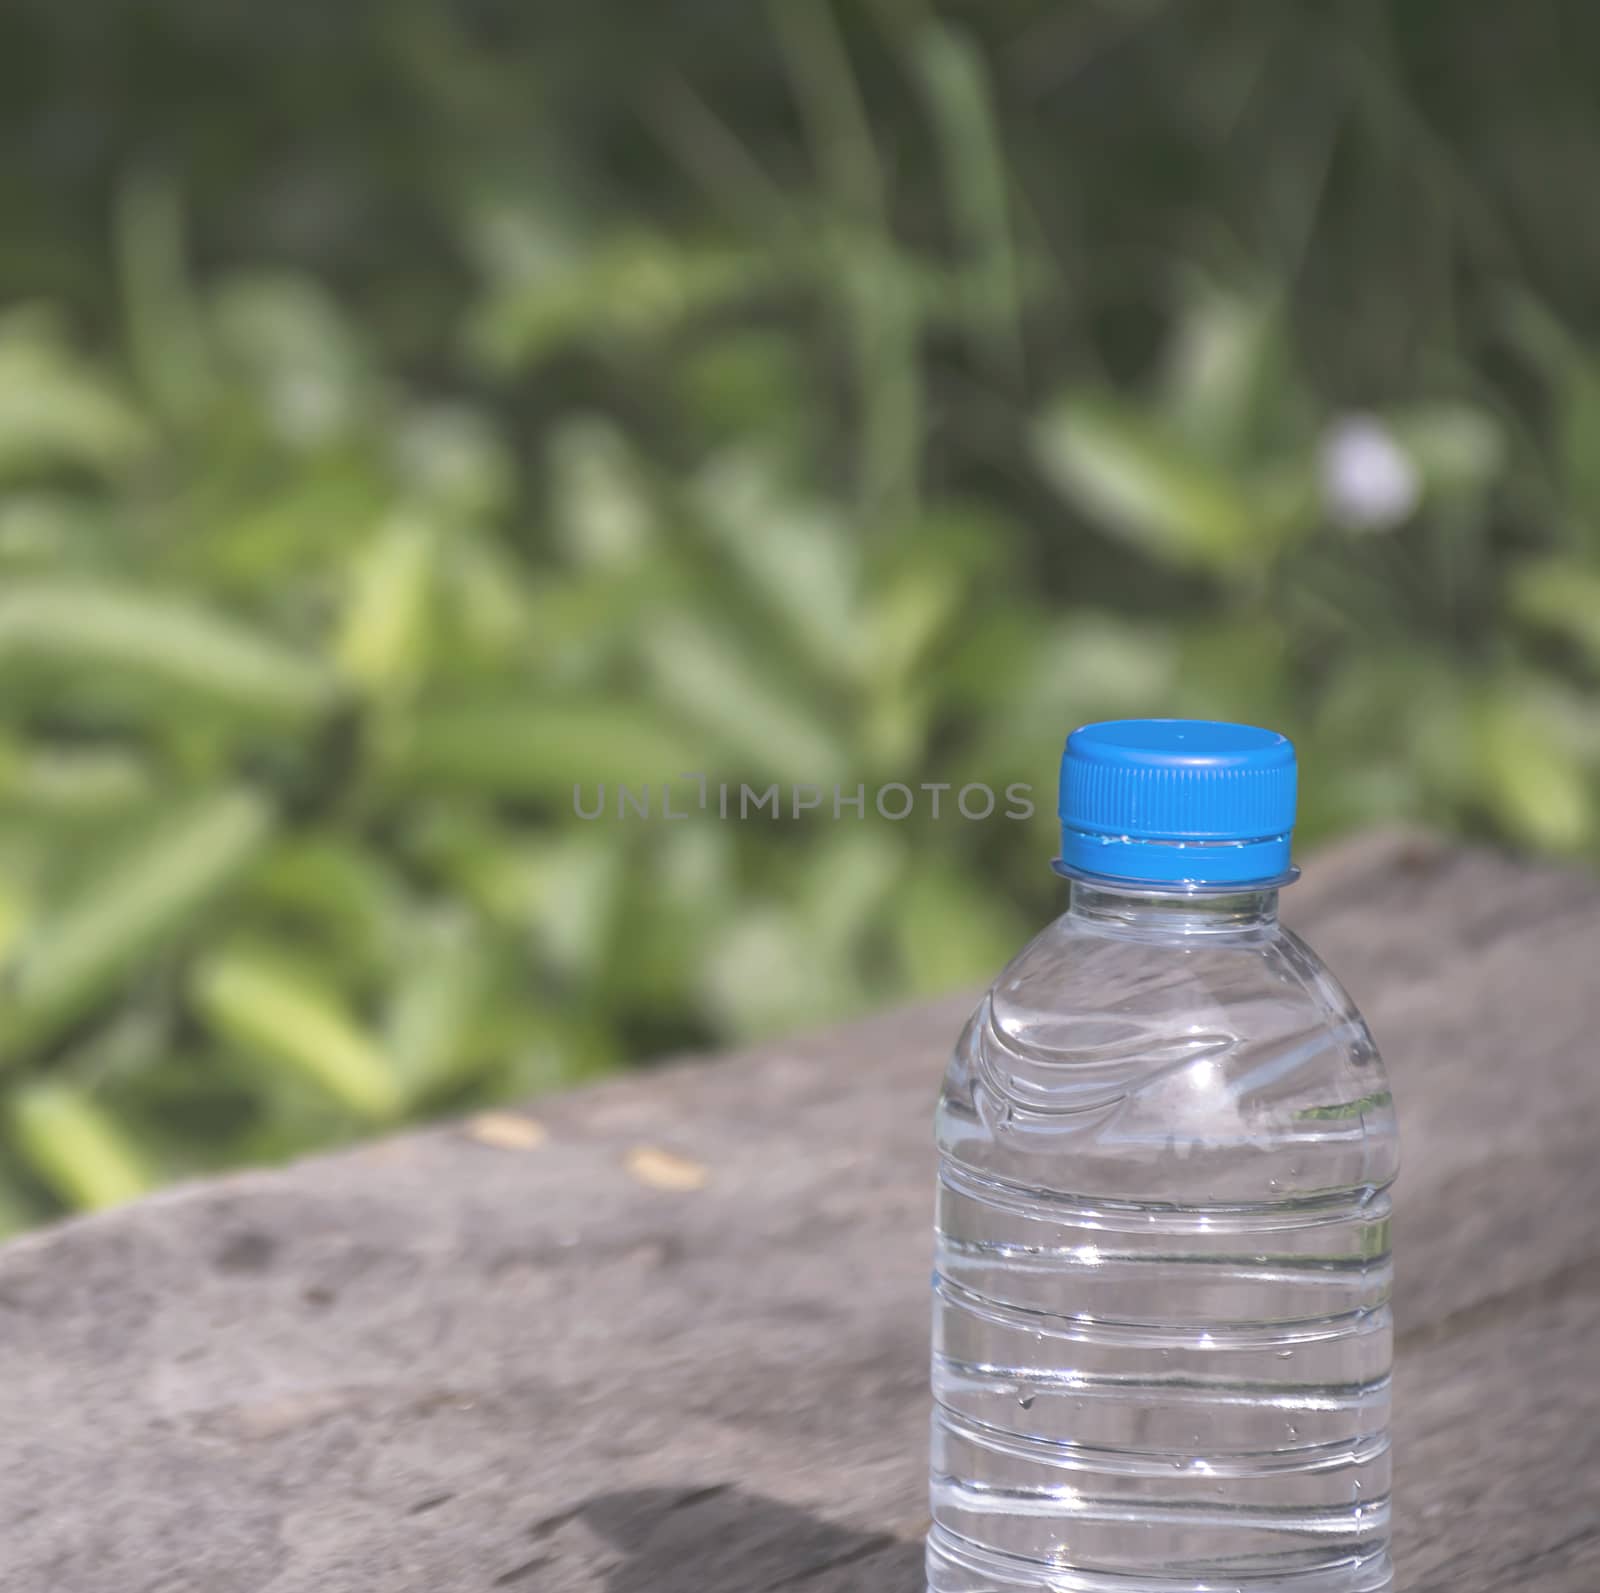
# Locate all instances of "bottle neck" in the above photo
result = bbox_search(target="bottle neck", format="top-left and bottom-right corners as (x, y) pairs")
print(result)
(1066, 878), (1280, 936)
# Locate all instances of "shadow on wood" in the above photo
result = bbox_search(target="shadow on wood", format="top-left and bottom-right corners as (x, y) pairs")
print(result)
(578, 1486), (924, 1592)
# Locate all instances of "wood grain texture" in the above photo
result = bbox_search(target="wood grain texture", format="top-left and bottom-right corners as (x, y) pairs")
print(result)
(0, 831), (1596, 1592)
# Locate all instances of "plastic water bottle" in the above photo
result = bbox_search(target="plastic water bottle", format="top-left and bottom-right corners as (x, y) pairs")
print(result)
(929, 720), (1398, 1593)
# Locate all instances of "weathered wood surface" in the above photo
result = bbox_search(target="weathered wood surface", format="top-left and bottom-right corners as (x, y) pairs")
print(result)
(2, 831), (1598, 1592)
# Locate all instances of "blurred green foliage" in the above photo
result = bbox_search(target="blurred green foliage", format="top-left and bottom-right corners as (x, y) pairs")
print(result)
(3, 0), (1600, 1226)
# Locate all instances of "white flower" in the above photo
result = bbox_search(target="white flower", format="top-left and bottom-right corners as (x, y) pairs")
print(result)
(1319, 414), (1420, 531)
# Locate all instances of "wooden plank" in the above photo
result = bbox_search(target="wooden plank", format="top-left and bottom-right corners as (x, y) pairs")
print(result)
(0, 831), (1595, 1591)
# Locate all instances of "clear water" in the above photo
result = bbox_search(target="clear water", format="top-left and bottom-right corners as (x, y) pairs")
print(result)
(929, 882), (1399, 1593)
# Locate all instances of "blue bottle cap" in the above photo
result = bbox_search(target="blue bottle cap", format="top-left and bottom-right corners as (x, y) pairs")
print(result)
(1056, 719), (1298, 889)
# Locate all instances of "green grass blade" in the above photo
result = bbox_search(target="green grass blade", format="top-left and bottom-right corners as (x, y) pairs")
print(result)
(0, 308), (150, 480)
(384, 915), (489, 1101)
(2, 789), (275, 1063)
(192, 947), (402, 1121)
(1033, 396), (1276, 572)
(642, 618), (851, 785)
(0, 582), (340, 723)
(334, 514), (436, 698)
(912, 21), (1021, 375)
(770, 0), (884, 225)
(394, 699), (705, 799)
(116, 167), (215, 424)
(693, 454), (862, 679)
(8, 1083), (153, 1211)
